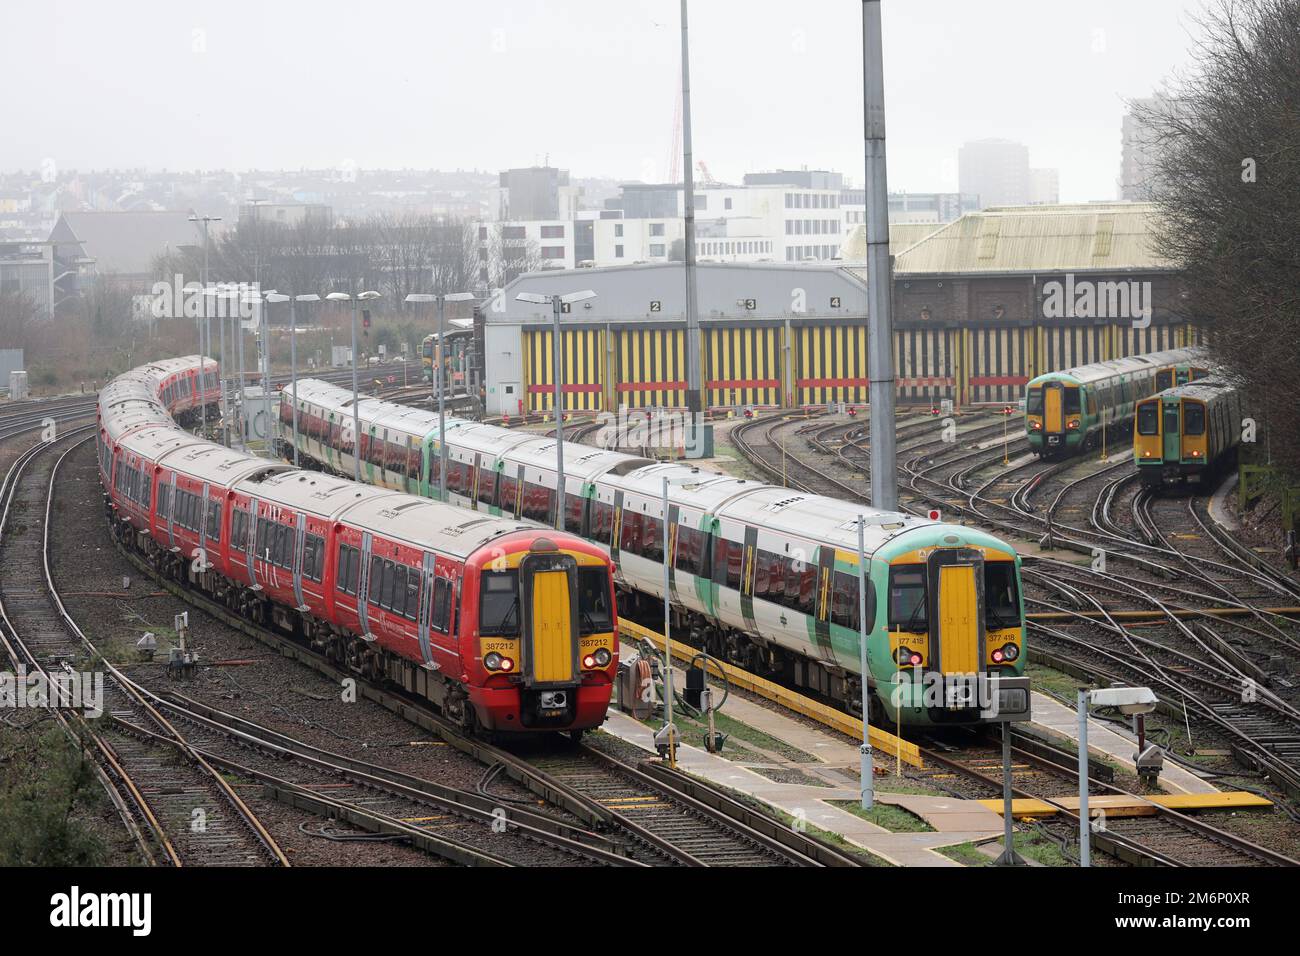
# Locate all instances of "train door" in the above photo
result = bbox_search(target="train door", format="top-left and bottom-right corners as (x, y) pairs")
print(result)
(291, 512), (307, 612)
(415, 552), (435, 669)
(1162, 400), (1181, 462)
(519, 550), (579, 688)
(1043, 383), (1064, 448)
(928, 548), (985, 691)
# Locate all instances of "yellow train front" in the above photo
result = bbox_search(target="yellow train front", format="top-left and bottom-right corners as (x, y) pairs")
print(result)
(1134, 379), (1243, 489)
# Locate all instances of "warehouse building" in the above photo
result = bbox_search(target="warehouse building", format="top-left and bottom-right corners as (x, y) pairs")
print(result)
(482, 202), (1198, 415)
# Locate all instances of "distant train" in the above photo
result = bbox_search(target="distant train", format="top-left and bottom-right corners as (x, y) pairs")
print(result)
(1135, 378), (1245, 489)
(420, 324), (475, 388)
(98, 356), (618, 739)
(1025, 347), (1207, 458)
(276, 379), (1030, 727)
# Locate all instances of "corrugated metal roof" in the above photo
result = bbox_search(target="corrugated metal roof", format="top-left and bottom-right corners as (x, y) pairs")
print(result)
(887, 202), (1173, 275)
(838, 222), (944, 261)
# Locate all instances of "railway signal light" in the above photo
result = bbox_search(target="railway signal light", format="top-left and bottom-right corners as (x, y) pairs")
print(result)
(927, 509), (942, 521)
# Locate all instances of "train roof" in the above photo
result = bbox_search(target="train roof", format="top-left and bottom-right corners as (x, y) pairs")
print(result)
(336, 496), (535, 555)
(239, 468), (398, 518)
(155, 441), (289, 487)
(1148, 378), (1237, 402)
(1028, 347), (1204, 387)
(505, 434), (654, 484)
(116, 426), (208, 464)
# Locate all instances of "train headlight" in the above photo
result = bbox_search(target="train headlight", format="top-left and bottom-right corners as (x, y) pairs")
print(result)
(1001, 643), (1019, 662)
(1067, 420), (1080, 430)
(592, 647), (612, 668)
(894, 647), (923, 667)
(484, 653), (515, 672)
(1030, 421), (1042, 431)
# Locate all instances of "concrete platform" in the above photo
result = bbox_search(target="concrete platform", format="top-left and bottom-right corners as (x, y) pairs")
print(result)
(598, 709), (1001, 867)
(1023, 692), (1219, 795)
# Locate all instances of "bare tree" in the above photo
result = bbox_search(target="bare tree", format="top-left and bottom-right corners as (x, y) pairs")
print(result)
(480, 223), (544, 290)
(1146, 0), (1300, 479)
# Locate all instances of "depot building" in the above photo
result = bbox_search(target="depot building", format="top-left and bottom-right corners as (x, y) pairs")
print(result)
(481, 203), (1199, 417)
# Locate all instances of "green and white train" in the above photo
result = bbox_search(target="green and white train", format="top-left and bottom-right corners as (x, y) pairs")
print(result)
(1025, 347), (1208, 458)
(278, 380), (1029, 726)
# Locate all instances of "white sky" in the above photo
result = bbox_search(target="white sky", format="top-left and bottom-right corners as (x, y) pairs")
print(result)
(4, 0), (1210, 201)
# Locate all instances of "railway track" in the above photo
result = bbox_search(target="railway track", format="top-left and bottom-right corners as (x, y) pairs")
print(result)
(98, 471), (858, 868)
(0, 429), (289, 866)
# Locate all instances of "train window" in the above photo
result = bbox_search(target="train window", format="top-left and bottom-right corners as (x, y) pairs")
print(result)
(984, 562), (1020, 630)
(231, 509), (248, 552)
(620, 510), (643, 555)
(337, 544), (359, 595)
(255, 518), (270, 558)
(407, 445), (421, 479)
(522, 482), (553, 524)
(753, 550), (772, 597)
(641, 512), (663, 563)
(578, 568), (613, 635)
(1184, 402), (1205, 436)
(590, 500), (613, 545)
(675, 526), (706, 576)
(479, 569), (520, 637)
(1156, 370), (1173, 392)
(205, 500), (221, 543)
(478, 470), (499, 508)
(888, 566), (928, 632)
(1163, 403), (1180, 440)
(273, 525), (293, 569)
(831, 570), (866, 632)
(302, 534), (323, 582)
(430, 578), (450, 632)
(499, 474), (520, 515)
(1063, 387), (1081, 414)
(1137, 402), (1159, 436)
(369, 556), (385, 605)
(385, 563), (404, 611)
(141, 473), (152, 509)
(794, 559), (817, 615)
(158, 484), (171, 520)
(1025, 387), (1043, 416)
(403, 572), (420, 621)
(564, 494), (584, 535)
(386, 441), (404, 475)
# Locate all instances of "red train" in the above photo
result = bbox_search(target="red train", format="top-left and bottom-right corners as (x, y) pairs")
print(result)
(97, 357), (617, 738)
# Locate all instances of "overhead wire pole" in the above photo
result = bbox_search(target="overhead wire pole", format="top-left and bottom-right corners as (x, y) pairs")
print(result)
(863, 0), (898, 511)
(680, 0), (702, 416)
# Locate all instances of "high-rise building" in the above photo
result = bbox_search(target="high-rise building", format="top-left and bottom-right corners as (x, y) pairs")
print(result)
(496, 166), (578, 221)
(958, 139), (1031, 208)
(1028, 168), (1060, 205)
(1120, 94), (1186, 201)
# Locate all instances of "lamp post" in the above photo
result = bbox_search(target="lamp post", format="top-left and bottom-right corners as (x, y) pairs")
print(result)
(267, 293), (320, 466)
(857, 515), (874, 809)
(516, 289), (597, 530)
(406, 292), (476, 501)
(656, 472), (701, 769)
(1076, 686), (1158, 866)
(326, 290), (382, 480)
(190, 215), (222, 437)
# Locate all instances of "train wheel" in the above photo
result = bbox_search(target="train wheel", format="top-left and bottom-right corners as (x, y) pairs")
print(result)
(561, 729), (584, 747)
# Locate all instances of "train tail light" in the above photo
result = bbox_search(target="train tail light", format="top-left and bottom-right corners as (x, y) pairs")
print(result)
(485, 652), (515, 672)
(992, 649), (1005, 663)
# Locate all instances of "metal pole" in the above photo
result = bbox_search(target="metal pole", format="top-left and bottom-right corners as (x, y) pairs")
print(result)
(1078, 689), (1091, 867)
(437, 295), (448, 502)
(199, 220), (209, 435)
(552, 296), (565, 531)
(290, 295), (299, 466)
(863, 0), (898, 511)
(219, 289), (228, 447)
(663, 476), (676, 768)
(237, 297), (246, 449)
(858, 515), (874, 809)
(996, 723), (1021, 865)
(351, 296), (362, 481)
(680, 0), (702, 417)
(261, 298), (273, 458)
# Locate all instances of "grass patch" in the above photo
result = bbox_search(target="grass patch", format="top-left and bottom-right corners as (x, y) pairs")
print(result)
(831, 800), (934, 833)
(938, 841), (988, 866)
